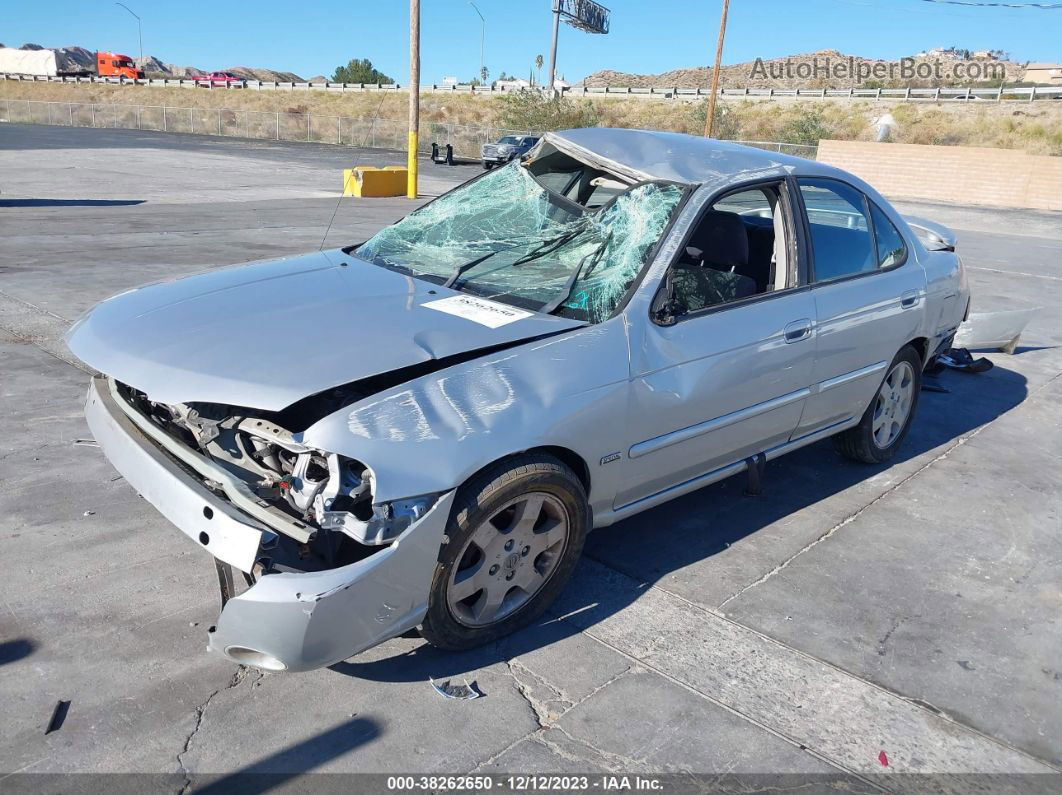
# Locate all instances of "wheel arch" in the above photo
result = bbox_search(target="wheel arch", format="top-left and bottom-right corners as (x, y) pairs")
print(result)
(460, 445), (592, 498)
(905, 336), (929, 368)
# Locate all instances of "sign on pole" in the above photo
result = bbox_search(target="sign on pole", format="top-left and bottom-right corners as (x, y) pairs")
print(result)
(557, 0), (610, 34)
(547, 0), (610, 93)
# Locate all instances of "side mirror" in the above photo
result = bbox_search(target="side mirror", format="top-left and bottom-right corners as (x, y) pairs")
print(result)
(651, 285), (686, 326)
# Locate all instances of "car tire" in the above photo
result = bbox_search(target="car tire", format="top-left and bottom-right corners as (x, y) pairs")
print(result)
(833, 345), (922, 464)
(419, 453), (589, 651)
(483, 162), (493, 170)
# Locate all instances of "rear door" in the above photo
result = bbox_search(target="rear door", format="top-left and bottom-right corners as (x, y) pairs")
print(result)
(793, 178), (926, 436)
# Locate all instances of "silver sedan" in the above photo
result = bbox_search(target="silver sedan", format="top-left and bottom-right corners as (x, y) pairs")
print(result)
(66, 128), (969, 672)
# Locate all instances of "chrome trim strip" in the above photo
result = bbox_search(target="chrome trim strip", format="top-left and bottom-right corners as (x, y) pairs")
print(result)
(608, 415), (858, 523)
(814, 360), (887, 394)
(614, 460), (748, 515)
(628, 387), (810, 460)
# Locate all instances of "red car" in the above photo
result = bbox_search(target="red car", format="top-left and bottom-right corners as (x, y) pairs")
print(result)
(192, 71), (245, 85)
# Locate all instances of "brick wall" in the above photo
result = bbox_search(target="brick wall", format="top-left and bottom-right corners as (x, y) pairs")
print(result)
(816, 140), (1062, 211)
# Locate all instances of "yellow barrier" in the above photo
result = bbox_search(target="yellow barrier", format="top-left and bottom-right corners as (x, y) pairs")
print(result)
(341, 166), (409, 198)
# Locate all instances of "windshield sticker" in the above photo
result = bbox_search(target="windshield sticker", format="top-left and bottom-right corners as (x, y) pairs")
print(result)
(423, 295), (533, 328)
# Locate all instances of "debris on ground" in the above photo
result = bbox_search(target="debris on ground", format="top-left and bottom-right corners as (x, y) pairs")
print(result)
(878, 750), (889, 767)
(939, 348), (994, 374)
(82, 510), (95, 517)
(73, 439), (99, 447)
(429, 677), (483, 700)
(45, 700), (70, 734)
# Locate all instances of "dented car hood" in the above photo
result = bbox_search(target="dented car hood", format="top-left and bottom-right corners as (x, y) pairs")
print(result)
(65, 249), (584, 410)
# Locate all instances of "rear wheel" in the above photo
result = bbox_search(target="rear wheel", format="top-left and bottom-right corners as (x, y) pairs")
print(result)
(483, 161), (493, 170)
(833, 345), (922, 464)
(419, 453), (589, 650)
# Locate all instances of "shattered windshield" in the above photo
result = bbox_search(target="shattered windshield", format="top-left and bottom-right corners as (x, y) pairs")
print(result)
(354, 163), (684, 323)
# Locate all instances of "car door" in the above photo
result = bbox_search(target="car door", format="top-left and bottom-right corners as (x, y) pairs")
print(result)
(792, 178), (927, 436)
(616, 180), (817, 509)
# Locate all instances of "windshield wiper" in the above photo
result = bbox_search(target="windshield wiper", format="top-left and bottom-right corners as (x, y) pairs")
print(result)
(539, 231), (613, 315)
(443, 228), (584, 290)
(442, 249), (506, 289)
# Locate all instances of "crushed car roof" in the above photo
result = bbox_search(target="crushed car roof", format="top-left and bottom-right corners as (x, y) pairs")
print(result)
(540, 127), (845, 187)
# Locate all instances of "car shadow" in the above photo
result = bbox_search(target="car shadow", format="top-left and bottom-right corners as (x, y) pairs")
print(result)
(0, 199), (146, 207)
(332, 362), (1028, 683)
(188, 716), (380, 791)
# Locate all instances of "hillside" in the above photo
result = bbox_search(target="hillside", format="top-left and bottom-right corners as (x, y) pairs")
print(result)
(579, 50), (1025, 89)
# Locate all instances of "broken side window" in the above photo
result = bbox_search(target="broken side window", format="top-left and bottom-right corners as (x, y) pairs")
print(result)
(355, 163), (684, 324)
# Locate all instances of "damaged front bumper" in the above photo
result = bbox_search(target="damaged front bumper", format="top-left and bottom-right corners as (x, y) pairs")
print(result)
(84, 376), (454, 672)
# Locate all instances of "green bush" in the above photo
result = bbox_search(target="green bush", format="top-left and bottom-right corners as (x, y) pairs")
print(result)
(331, 58), (394, 85)
(779, 106), (834, 145)
(688, 101), (740, 140)
(495, 91), (599, 132)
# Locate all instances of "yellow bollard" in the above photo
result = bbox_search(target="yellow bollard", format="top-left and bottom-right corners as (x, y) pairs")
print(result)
(341, 166), (408, 198)
(407, 130), (418, 199)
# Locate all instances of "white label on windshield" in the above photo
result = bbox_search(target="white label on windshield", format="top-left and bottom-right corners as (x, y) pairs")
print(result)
(423, 295), (533, 328)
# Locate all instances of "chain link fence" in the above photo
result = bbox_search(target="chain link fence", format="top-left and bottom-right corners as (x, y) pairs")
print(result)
(0, 98), (818, 160)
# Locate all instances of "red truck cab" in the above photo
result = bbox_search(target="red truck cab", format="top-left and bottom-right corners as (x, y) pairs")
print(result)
(97, 52), (143, 79)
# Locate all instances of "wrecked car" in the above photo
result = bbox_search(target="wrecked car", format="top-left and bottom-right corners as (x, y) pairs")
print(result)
(66, 128), (969, 672)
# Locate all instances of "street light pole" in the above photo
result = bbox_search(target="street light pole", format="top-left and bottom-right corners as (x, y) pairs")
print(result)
(704, 0), (730, 138)
(115, 2), (143, 68)
(408, 0), (420, 199)
(546, 0), (561, 94)
(469, 2), (485, 87)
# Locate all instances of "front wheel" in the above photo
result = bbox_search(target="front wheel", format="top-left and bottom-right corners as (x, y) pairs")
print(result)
(419, 453), (589, 650)
(482, 161), (493, 170)
(833, 345), (922, 464)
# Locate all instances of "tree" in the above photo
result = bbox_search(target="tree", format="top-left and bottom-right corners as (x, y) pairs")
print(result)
(535, 54), (543, 86)
(331, 58), (394, 85)
(480, 66), (489, 83)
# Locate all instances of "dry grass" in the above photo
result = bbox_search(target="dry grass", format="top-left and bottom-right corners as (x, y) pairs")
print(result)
(3, 82), (1060, 155)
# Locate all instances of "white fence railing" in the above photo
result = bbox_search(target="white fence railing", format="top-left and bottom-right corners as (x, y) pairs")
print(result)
(3, 72), (1061, 102)
(0, 98), (820, 160)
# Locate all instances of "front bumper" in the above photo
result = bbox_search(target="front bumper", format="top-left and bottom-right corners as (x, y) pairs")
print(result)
(85, 376), (455, 672)
(481, 149), (514, 163)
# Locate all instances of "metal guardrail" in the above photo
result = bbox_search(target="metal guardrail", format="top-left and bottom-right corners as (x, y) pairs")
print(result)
(3, 72), (1061, 102)
(0, 98), (821, 160)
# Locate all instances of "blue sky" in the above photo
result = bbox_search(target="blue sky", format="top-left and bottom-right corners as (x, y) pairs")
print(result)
(4, 0), (1060, 82)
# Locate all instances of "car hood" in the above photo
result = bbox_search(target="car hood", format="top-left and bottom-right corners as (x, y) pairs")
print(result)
(65, 249), (584, 410)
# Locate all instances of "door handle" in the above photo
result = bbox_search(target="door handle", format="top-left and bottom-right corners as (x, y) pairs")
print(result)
(783, 319), (813, 343)
(900, 290), (921, 309)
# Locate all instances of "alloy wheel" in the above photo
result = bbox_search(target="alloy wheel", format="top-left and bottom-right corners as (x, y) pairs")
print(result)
(446, 492), (570, 627)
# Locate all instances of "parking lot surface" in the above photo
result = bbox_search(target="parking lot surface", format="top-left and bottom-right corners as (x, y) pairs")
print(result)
(1, 123), (1060, 788)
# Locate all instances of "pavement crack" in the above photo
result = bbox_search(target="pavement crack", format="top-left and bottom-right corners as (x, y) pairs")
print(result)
(176, 666), (261, 793)
(538, 725), (651, 772)
(716, 425), (990, 611)
(505, 659), (571, 728)
(876, 614), (905, 657)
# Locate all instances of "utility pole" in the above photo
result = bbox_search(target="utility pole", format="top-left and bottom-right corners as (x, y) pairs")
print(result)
(469, 2), (485, 89)
(408, 0), (420, 199)
(546, 0), (561, 94)
(115, 2), (143, 68)
(704, 0), (730, 138)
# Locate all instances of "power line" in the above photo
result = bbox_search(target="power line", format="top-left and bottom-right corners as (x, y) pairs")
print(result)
(918, 0), (1062, 8)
